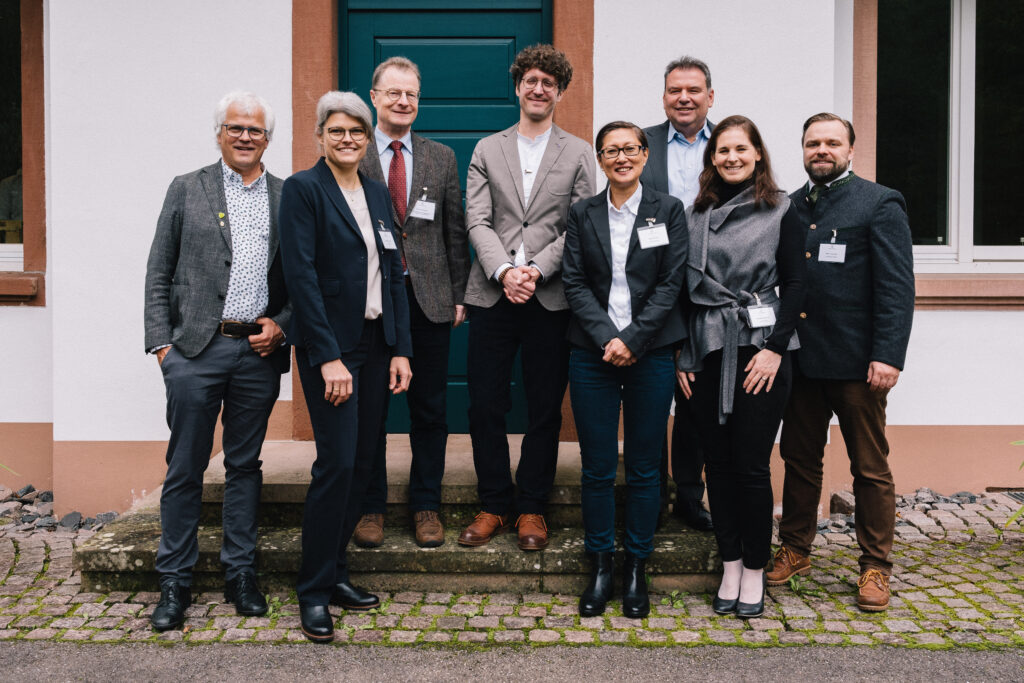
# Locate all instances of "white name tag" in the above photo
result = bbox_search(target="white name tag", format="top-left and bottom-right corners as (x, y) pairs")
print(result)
(747, 304), (777, 328)
(378, 230), (398, 250)
(637, 223), (669, 249)
(819, 243), (846, 263)
(409, 199), (435, 221)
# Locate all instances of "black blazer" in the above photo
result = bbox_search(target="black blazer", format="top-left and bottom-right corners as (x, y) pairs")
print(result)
(790, 174), (914, 380)
(562, 185), (688, 357)
(279, 158), (413, 368)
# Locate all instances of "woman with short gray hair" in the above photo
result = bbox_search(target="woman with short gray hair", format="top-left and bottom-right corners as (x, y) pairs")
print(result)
(279, 90), (413, 643)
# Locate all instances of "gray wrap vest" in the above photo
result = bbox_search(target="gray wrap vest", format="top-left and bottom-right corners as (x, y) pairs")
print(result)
(676, 188), (798, 424)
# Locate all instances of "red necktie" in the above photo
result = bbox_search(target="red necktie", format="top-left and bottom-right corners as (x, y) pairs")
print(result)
(388, 140), (407, 271)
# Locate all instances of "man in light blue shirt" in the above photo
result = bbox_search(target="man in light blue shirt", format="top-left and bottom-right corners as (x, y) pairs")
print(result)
(639, 56), (715, 532)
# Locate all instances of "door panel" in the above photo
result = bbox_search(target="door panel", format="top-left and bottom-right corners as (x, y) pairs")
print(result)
(342, 1), (552, 433)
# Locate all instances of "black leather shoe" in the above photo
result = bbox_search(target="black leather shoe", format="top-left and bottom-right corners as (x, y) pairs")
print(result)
(578, 551), (614, 617)
(150, 580), (191, 632)
(712, 595), (738, 615)
(621, 553), (650, 619)
(329, 581), (380, 611)
(736, 573), (767, 619)
(224, 571), (268, 617)
(299, 604), (334, 642)
(674, 499), (714, 532)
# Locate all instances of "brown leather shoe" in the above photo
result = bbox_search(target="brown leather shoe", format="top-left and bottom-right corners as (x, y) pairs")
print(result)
(766, 545), (811, 585)
(353, 513), (384, 548)
(516, 513), (548, 551)
(412, 510), (444, 548)
(857, 568), (890, 612)
(458, 512), (509, 547)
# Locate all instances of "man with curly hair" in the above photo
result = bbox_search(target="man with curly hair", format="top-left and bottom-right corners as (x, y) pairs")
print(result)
(458, 44), (595, 551)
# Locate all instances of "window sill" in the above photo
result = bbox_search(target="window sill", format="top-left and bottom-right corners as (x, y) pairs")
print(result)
(0, 272), (44, 304)
(915, 274), (1024, 309)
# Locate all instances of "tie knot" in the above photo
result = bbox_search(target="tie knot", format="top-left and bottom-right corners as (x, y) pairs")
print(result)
(390, 140), (404, 152)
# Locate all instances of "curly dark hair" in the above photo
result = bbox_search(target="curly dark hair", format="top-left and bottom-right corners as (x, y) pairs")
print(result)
(509, 44), (573, 93)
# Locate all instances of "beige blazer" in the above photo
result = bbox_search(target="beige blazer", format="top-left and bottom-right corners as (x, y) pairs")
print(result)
(463, 123), (595, 311)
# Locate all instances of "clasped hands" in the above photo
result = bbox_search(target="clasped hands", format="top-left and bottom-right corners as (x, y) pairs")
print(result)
(502, 265), (541, 304)
(320, 356), (412, 406)
(675, 348), (783, 399)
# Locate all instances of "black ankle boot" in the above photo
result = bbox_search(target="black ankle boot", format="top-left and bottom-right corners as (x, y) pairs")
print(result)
(622, 553), (650, 619)
(579, 551), (614, 617)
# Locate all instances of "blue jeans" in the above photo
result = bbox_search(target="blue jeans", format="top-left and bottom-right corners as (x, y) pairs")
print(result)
(569, 346), (675, 557)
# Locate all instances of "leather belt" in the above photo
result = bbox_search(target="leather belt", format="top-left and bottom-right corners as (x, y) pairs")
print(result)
(219, 320), (262, 338)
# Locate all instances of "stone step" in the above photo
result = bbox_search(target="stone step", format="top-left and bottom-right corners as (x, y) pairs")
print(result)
(75, 511), (719, 594)
(200, 436), (674, 528)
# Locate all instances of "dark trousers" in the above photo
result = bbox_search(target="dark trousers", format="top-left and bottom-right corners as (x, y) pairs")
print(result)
(295, 320), (391, 606)
(779, 369), (895, 573)
(156, 335), (280, 584)
(363, 282), (451, 514)
(661, 387), (706, 503)
(570, 347), (675, 558)
(689, 347), (791, 569)
(466, 298), (570, 516)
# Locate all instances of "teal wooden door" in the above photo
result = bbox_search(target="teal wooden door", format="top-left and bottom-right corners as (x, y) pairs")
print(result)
(341, 0), (552, 433)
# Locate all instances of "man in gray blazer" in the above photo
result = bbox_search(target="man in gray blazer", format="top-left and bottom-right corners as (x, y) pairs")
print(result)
(769, 113), (914, 613)
(144, 91), (291, 631)
(355, 56), (471, 549)
(640, 56), (715, 532)
(457, 44), (595, 551)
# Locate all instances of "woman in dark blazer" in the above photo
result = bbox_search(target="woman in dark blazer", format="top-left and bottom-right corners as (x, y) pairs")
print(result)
(562, 121), (688, 619)
(676, 115), (805, 618)
(279, 91), (413, 643)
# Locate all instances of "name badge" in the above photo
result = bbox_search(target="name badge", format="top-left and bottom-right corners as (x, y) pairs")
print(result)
(409, 199), (435, 221)
(377, 220), (398, 250)
(747, 304), (777, 328)
(818, 243), (846, 263)
(637, 221), (669, 249)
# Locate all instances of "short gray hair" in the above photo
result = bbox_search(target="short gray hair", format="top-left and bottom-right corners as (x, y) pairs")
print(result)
(215, 91), (275, 141)
(663, 56), (712, 90)
(371, 56), (421, 88)
(315, 91), (373, 137)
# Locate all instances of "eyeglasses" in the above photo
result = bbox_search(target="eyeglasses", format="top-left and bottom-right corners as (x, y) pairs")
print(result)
(521, 76), (558, 92)
(372, 88), (420, 103)
(597, 145), (645, 160)
(326, 127), (367, 142)
(221, 124), (268, 141)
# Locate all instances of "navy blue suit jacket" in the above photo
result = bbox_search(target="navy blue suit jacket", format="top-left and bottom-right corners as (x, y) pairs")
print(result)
(279, 158), (413, 367)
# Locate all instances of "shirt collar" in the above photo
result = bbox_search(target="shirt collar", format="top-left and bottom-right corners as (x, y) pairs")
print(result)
(668, 120), (711, 145)
(375, 127), (413, 156)
(608, 183), (644, 215)
(517, 127), (552, 145)
(807, 168), (852, 190)
(220, 158), (266, 188)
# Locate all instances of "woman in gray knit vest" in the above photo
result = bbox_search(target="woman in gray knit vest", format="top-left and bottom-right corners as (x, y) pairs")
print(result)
(675, 115), (806, 618)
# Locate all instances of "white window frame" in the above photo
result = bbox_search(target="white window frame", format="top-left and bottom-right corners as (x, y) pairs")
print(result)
(913, 0), (1024, 273)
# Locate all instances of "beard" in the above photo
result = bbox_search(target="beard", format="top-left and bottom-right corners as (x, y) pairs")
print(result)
(805, 157), (849, 184)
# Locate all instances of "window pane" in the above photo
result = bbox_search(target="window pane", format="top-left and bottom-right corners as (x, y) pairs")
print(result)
(876, 0), (950, 246)
(974, 2), (1024, 247)
(0, 0), (22, 245)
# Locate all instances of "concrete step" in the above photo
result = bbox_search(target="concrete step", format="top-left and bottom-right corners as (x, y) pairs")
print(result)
(200, 436), (672, 528)
(74, 511), (719, 594)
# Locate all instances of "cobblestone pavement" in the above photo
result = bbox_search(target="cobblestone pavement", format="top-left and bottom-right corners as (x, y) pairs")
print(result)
(0, 491), (1021, 648)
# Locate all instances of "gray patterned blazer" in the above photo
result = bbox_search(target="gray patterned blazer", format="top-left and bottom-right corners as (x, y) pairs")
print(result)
(144, 161), (291, 372)
(360, 134), (470, 323)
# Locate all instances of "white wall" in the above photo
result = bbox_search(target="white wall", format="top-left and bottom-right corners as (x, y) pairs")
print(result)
(0, 308), (52, 422)
(48, 0), (292, 441)
(594, 0), (839, 193)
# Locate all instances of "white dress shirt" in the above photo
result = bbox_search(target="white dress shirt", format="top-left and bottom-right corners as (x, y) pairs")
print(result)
(492, 127), (552, 281)
(607, 183), (643, 332)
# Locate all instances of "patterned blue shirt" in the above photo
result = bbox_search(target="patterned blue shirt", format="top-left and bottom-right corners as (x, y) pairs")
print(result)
(220, 160), (270, 323)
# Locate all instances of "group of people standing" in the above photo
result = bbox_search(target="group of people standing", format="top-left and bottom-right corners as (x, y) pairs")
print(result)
(143, 46), (914, 643)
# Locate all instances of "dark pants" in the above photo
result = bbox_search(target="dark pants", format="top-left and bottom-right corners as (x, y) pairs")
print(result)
(779, 369), (895, 573)
(363, 282), (451, 514)
(295, 319), (391, 606)
(466, 298), (570, 516)
(156, 335), (280, 584)
(570, 347), (675, 558)
(689, 347), (791, 570)
(661, 387), (706, 503)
